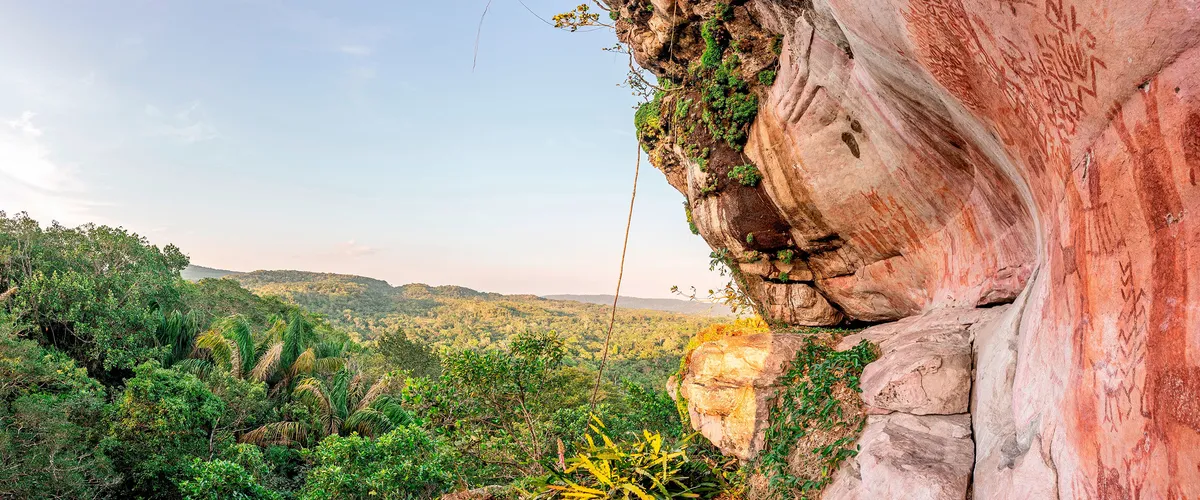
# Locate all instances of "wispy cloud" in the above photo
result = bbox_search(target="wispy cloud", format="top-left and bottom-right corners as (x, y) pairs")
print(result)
(0, 112), (94, 224)
(338, 44), (372, 56)
(335, 240), (379, 258)
(145, 101), (218, 143)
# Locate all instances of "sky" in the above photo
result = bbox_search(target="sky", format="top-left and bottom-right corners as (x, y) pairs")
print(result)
(0, 0), (725, 298)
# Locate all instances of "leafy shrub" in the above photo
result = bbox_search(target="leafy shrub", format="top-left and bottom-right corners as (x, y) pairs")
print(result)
(0, 212), (191, 376)
(102, 362), (225, 497)
(684, 202), (700, 235)
(299, 425), (454, 500)
(700, 18), (726, 70)
(675, 97), (694, 122)
(399, 331), (575, 483)
(758, 70), (777, 86)
(700, 58), (759, 150)
(0, 330), (116, 498)
(377, 328), (441, 378)
(770, 35), (784, 55)
(635, 93), (665, 148)
(728, 164), (763, 187)
(180, 459), (281, 500)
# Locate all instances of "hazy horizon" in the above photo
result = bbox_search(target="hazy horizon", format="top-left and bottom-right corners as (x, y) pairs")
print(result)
(0, 1), (725, 299)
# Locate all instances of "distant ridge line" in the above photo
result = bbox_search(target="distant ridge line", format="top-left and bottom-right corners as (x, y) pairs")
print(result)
(542, 294), (735, 317)
(182, 265), (733, 317)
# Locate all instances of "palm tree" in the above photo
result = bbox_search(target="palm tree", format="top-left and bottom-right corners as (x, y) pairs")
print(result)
(189, 311), (344, 390)
(241, 369), (410, 446)
(190, 315), (256, 377)
(154, 309), (203, 367)
(249, 311), (344, 386)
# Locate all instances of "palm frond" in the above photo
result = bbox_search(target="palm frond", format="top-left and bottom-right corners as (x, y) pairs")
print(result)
(290, 347), (316, 377)
(330, 370), (351, 421)
(347, 371), (367, 410)
(173, 358), (214, 378)
(250, 342), (284, 382)
(281, 311), (315, 368)
(195, 328), (240, 375)
(240, 421), (308, 447)
(312, 356), (345, 375)
(343, 408), (395, 438)
(264, 315), (287, 342)
(222, 315), (256, 376)
(374, 396), (415, 427)
(156, 309), (201, 366)
(355, 373), (396, 413)
(293, 378), (334, 434)
(314, 339), (346, 358)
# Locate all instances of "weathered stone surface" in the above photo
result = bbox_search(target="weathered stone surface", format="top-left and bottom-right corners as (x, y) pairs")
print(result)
(615, 0), (1200, 495)
(747, 280), (844, 326)
(860, 340), (972, 416)
(825, 414), (975, 500)
(677, 332), (805, 460)
(840, 309), (1001, 415)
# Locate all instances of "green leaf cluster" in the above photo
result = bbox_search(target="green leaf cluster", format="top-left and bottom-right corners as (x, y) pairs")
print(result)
(299, 425), (454, 500)
(758, 337), (877, 496)
(728, 164), (763, 187)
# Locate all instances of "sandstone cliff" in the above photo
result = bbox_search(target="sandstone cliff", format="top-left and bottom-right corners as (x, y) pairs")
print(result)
(612, 0), (1200, 497)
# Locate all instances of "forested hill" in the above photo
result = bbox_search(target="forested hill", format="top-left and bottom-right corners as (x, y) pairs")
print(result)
(220, 270), (719, 384)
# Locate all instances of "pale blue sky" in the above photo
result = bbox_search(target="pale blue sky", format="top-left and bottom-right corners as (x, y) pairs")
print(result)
(0, 0), (723, 298)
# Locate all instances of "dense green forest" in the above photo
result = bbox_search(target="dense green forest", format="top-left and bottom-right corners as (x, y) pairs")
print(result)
(0, 212), (744, 499)
(226, 270), (720, 389)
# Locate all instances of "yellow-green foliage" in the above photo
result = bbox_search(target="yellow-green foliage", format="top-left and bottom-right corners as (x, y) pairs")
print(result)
(635, 92), (665, 149)
(537, 416), (714, 499)
(684, 202), (700, 235)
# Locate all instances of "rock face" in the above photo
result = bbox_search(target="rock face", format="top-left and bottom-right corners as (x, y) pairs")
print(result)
(676, 309), (994, 498)
(677, 332), (806, 459)
(824, 413), (975, 500)
(622, 0), (1200, 496)
(840, 309), (988, 416)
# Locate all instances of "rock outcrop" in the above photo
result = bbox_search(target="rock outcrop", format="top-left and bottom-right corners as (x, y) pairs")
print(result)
(677, 332), (805, 459)
(677, 308), (998, 498)
(824, 413), (975, 500)
(622, 0), (1200, 497)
